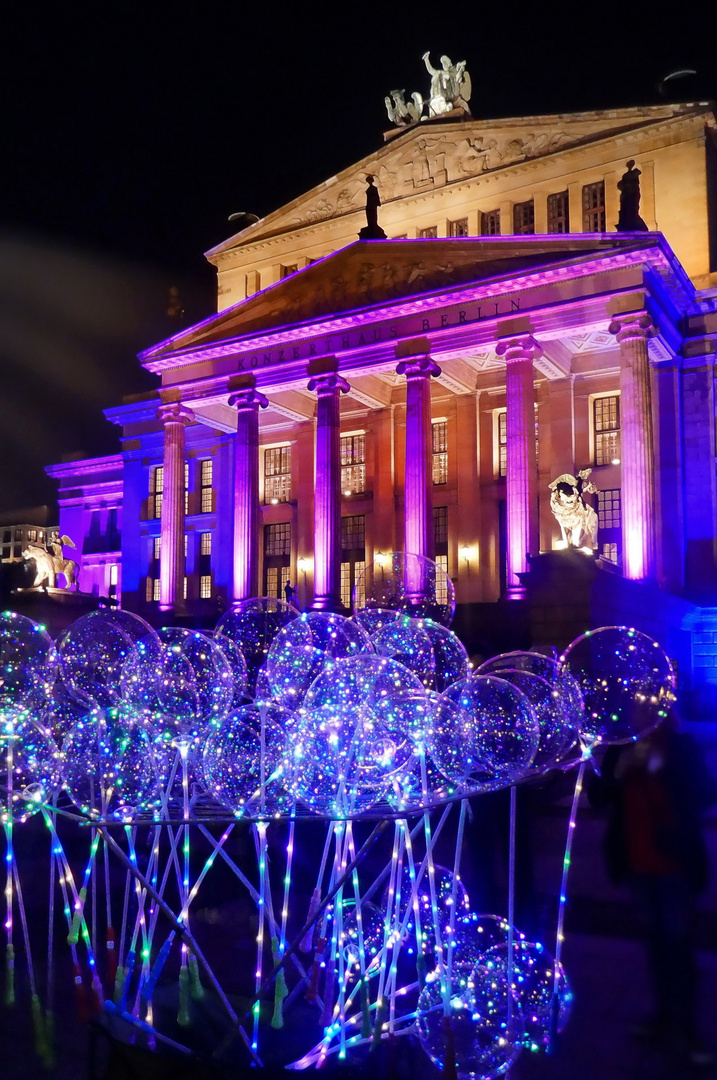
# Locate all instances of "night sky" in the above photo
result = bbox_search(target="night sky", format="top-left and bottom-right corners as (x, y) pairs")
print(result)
(2, 3), (714, 514)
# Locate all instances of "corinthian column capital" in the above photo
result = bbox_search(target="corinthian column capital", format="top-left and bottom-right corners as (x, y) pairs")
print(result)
(495, 334), (543, 364)
(608, 312), (654, 343)
(157, 401), (194, 426)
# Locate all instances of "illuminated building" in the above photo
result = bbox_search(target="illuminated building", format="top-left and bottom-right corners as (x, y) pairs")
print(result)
(48, 102), (717, 711)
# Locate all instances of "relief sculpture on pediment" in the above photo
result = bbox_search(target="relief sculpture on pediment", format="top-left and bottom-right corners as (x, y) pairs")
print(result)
(304, 198), (334, 222)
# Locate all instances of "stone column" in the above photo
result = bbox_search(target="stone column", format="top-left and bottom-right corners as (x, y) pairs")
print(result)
(496, 335), (541, 599)
(608, 312), (655, 580)
(396, 355), (441, 561)
(229, 384), (268, 601)
(157, 401), (194, 611)
(307, 370), (350, 611)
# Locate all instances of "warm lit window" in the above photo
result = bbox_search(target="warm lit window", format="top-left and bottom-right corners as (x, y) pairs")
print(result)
(583, 181), (606, 232)
(28, 529), (37, 542)
(185, 462), (189, 513)
(547, 191), (569, 233)
(481, 210), (501, 236)
(435, 554), (449, 606)
(150, 466), (164, 519)
(200, 575), (212, 599)
(418, 226), (438, 238)
(341, 515), (366, 611)
(593, 395), (621, 465)
(153, 578), (160, 602)
(264, 446), (291, 503)
(601, 542), (618, 564)
(597, 489), (621, 530)
(183, 577), (188, 600)
(109, 564), (118, 585)
(153, 537), (161, 560)
(513, 200), (535, 235)
(200, 532), (212, 556)
(264, 522), (291, 556)
(340, 434), (366, 495)
(432, 421), (448, 485)
(200, 460), (213, 513)
(448, 218), (469, 237)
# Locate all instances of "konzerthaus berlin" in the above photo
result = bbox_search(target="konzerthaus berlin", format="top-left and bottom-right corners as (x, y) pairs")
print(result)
(47, 100), (717, 714)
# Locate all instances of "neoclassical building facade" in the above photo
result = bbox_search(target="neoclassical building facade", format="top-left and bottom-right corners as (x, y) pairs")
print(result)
(48, 101), (717, 708)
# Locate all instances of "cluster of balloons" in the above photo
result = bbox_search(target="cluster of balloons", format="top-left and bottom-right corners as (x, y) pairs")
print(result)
(0, 570), (675, 821)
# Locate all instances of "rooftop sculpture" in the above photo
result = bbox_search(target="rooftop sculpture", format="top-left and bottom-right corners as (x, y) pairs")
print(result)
(384, 52), (472, 127)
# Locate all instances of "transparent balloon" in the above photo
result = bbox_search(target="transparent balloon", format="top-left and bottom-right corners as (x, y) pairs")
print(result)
(265, 613), (368, 710)
(355, 553), (455, 627)
(560, 626), (675, 745)
(57, 609), (154, 710)
(63, 707), (160, 817)
(0, 611), (57, 713)
(478, 651), (583, 736)
(0, 710), (63, 819)
(486, 940), (572, 1051)
(429, 676), (539, 791)
(202, 703), (293, 815)
(215, 597), (298, 696)
(478, 669), (576, 773)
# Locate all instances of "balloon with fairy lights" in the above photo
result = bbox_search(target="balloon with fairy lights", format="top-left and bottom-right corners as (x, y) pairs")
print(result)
(355, 552), (455, 627)
(0, 712), (63, 819)
(202, 704), (293, 815)
(384, 862), (471, 962)
(417, 961), (522, 1080)
(0, 610), (57, 713)
(486, 939), (572, 1051)
(478, 669), (577, 772)
(62, 706), (160, 817)
(478, 650), (584, 737)
(265, 612), (368, 710)
(352, 606), (401, 637)
(429, 675), (539, 791)
(56, 609), (155, 709)
(370, 616), (436, 688)
(212, 635), (249, 708)
(420, 618), (470, 691)
(560, 626), (675, 745)
(121, 627), (234, 744)
(215, 597), (298, 695)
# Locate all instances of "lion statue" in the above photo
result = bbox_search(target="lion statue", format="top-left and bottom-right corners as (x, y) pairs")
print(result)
(549, 470), (598, 550)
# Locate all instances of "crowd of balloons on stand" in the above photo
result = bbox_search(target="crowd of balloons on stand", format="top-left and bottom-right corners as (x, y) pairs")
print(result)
(0, 554), (675, 1077)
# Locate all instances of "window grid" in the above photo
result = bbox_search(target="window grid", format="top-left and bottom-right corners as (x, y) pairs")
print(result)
(601, 542), (618, 564)
(150, 466), (164, 519)
(340, 434), (366, 494)
(432, 421), (448, 485)
(200, 575), (212, 599)
(200, 532), (212, 556)
(481, 210), (501, 235)
(582, 181), (606, 232)
(597, 489), (621, 530)
(341, 515), (366, 552)
(497, 407), (539, 477)
(264, 446), (292, 503)
(264, 522), (291, 556)
(341, 560), (366, 611)
(418, 226), (438, 238)
(513, 200), (535, 235)
(448, 218), (469, 237)
(594, 395), (621, 465)
(433, 506), (448, 547)
(435, 555), (449, 606)
(185, 462), (189, 514)
(153, 577), (160, 602)
(547, 191), (569, 233)
(153, 537), (161, 560)
(200, 459), (213, 514)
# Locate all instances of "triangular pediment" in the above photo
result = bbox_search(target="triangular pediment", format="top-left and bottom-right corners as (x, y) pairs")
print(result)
(206, 103), (712, 257)
(142, 234), (669, 366)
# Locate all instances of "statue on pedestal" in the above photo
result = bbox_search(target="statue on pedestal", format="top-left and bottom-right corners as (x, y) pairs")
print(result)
(422, 53), (472, 117)
(549, 470), (598, 550)
(23, 535), (80, 589)
(616, 160), (649, 231)
(358, 176), (387, 240)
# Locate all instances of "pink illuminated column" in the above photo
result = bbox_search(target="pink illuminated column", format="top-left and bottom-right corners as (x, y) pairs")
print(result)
(496, 335), (541, 599)
(396, 354), (441, 561)
(157, 401), (194, 611)
(307, 370), (350, 610)
(229, 385), (268, 600)
(608, 312), (655, 579)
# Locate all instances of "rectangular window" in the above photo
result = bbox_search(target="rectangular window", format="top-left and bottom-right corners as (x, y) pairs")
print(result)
(264, 522), (291, 556)
(593, 395), (621, 466)
(146, 577), (153, 602)
(448, 218), (469, 237)
(153, 536), (161, 561)
(200, 575), (212, 599)
(341, 515), (366, 552)
(150, 466), (164, 519)
(597, 489), (621, 530)
(513, 200), (535, 235)
(28, 529), (37, 542)
(341, 516), (366, 612)
(582, 181), (606, 232)
(481, 209), (501, 236)
(185, 462), (189, 514)
(109, 564), (118, 588)
(418, 226), (438, 239)
(183, 576), (188, 601)
(264, 445), (292, 503)
(200, 459), (213, 514)
(153, 577), (160, 602)
(432, 421), (448, 485)
(433, 506), (448, 547)
(340, 434), (366, 495)
(200, 532), (212, 556)
(547, 191), (569, 233)
(601, 542), (618, 564)
(435, 554), (449, 606)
